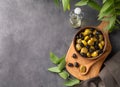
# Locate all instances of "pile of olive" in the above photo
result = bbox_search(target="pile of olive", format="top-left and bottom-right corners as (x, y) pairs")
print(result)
(75, 28), (105, 58)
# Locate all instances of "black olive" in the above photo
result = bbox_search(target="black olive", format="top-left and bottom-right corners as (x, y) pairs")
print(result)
(68, 63), (74, 67)
(89, 49), (94, 53)
(80, 53), (87, 57)
(98, 49), (103, 54)
(90, 28), (95, 31)
(89, 33), (94, 37)
(96, 30), (102, 35)
(79, 34), (84, 40)
(80, 43), (84, 47)
(72, 53), (77, 58)
(74, 62), (79, 68)
(94, 41), (99, 46)
(95, 34), (99, 39)
(94, 44), (99, 50)
(76, 35), (80, 39)
(86, 45), (90, 49)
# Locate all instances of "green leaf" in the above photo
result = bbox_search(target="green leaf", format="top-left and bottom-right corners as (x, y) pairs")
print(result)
(54, 0), (59, 6)
(67, 3), (70, 10)
(116, 10), (120, 15)
(64, 78), (80, 86)
(100, 0), (113, 13)
(48, 67), (61, 73)
(87, 0), (101, 11)
(107, 16), (116, 30)
(62, 0), (70, 11)
(115, 1), (120, 9)
(58, 55), (65, 63)
(98, 8), (114, 20)
(101, 17), (110, 21)
(116, 19), (120, 24)
(50, 52), (60, 64)
(75, 0), (88, 6)
(108, 25), (116, 32)
(103, 0), (107, 3)
(59, 71), (69, 79)
(58, 58), (66, 71)
(109, 24), (120, 32)
(115, 0), (120, 3)
(109, 16), (116, 28)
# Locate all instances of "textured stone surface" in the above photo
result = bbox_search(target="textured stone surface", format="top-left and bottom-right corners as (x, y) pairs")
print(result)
(0, 0), (119, 87)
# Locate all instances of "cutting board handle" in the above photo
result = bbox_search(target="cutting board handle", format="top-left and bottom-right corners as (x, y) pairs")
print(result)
(97, 21), (109, 33)
(65, 20), (112, 80)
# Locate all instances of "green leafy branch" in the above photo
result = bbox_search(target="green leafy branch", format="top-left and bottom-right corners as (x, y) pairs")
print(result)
(75, 0), (101, 11)
(48, 52), (80, 86)
(54, 0), (120, 32)
(98, 0), (120, 32)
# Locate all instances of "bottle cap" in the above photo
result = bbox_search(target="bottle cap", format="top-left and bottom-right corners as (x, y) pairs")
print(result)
(74, 7), (81, 15)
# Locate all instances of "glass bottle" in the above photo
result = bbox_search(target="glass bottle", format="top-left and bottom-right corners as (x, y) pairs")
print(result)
(69, 7), (84, 29)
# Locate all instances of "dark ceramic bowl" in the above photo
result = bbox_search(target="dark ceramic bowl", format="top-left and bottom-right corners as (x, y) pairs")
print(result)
(73, 26), (107, 60)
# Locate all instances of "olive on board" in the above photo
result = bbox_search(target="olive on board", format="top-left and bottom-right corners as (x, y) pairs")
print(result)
(80, 65), (86, 73)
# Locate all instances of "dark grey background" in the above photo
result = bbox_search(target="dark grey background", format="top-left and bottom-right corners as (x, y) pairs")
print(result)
(0, 0), (120, 87)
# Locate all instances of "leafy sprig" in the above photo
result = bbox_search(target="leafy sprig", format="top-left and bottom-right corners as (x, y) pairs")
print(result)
(64, 78), (80, 86)
(54, 0), (120, 32)
(75, 0), (120, 31)
(48, 52), (80, 86)
(54, 0), (60, 6)
(75, 0), (101, 11)
(98, 0), (120, 31)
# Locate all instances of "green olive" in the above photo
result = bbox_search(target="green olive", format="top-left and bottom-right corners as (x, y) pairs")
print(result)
(76, 44), (81, 51)
(81, 47), (88, 53)
(98, 43), (103, 49)
(81, 32), (84, 36)
(90, 38), (94, 41)
(84, 36), (89, 41)
(90, 46), (95, 50)
(83, 29), (92, 36)
(91, 51), (98, 57)
(82, 40), (87, 46)
(88, 40), (94, 45)
(93, 30), (97, 35)
(76, 39), (82, 44)
(99, 35), (103, 41)
(93, 37), (97, 41)
(100, 41), (105, 46)
(87, 52), (91, 57)
(80, 65), (86, 73)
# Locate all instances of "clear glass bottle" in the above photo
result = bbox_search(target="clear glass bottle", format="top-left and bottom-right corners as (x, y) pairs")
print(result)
(69, 7), (84, 29)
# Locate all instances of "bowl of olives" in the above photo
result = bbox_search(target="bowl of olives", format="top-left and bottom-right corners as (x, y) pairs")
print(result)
(74, 27), (106, 59)
(66, 21), (112, 80)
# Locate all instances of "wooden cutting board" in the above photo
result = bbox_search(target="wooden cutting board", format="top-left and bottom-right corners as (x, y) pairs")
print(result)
(65, 21), (112, 80)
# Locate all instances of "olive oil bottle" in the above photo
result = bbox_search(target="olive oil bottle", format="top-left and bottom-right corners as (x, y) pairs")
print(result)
(69, 7), (83, 29)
